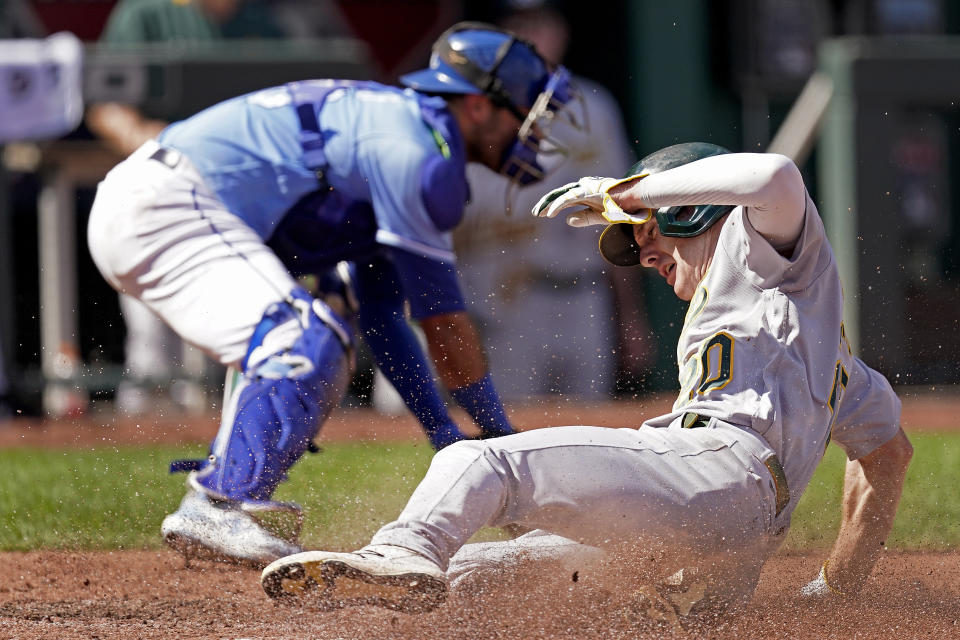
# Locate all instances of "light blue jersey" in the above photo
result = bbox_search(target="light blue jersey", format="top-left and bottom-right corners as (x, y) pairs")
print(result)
(157, 81), (467, 267)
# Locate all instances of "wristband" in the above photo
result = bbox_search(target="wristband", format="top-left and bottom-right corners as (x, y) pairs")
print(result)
(820, 559), (846, 596)
(449, 373), (514, 439)
(600, 174), (647, 221)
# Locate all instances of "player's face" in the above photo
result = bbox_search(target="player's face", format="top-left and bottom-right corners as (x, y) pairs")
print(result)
(633, 221), (719, 300)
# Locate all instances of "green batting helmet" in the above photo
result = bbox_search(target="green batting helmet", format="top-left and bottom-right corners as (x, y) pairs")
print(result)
(599, 142), (734, 267)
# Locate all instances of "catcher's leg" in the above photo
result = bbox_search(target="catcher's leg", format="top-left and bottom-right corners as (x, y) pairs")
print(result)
(195, 288), (352, 501)
(164, 288), (353, 564)
(89, 157), (354, 564)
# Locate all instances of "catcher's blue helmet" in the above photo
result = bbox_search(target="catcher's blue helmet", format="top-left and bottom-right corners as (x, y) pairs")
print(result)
(401, 22), (549, 116)
(599, 142), (735, 267)
(401, 22), (583, 187)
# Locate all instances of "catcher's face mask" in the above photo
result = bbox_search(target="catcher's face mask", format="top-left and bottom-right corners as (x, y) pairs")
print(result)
(499, 65), (586, 188)
(400, 22), (587, 196)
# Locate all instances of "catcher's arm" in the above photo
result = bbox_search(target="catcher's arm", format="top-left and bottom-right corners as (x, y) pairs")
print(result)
(421, 311), (514, 438)
(420, 311), (487, 388)
(803, 428), (912, 596)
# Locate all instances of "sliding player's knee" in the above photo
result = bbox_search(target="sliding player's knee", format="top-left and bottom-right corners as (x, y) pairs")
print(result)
(430, 438), (485, 469)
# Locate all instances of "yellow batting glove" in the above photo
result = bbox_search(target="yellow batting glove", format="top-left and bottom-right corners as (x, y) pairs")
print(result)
(531, 176), (650, 227)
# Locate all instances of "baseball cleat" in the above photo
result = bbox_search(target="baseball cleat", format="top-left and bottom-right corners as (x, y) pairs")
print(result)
(161, 489), (302, 567)
(261, 544), (447, 612)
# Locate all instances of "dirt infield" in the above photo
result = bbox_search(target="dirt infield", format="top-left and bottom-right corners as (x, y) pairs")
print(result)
(0, 390), (958, 639)
(0, 550), (957, 639)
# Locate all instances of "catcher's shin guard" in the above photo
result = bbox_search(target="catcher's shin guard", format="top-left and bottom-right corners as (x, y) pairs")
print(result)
(194, 288), (353, 502)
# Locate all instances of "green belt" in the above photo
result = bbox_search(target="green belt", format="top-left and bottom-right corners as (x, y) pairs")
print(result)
(682, 412), (790, 517)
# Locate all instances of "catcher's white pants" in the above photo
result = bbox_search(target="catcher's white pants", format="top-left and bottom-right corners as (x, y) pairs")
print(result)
(88, 141), (298, 368)
(119, 293), (179, 379)
(373, 417), (785, 595)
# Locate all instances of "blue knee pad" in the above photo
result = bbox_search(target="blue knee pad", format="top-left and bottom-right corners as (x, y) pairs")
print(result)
(194, 289), (353, 502)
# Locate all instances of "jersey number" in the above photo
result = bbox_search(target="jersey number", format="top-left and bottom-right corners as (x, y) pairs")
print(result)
(679, 331), (735, 403)
(696, 332), (734, 396)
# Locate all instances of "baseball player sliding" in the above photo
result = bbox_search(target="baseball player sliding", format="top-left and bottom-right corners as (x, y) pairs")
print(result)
(260, 144), (913, 621)
(87, 23), (585, 566)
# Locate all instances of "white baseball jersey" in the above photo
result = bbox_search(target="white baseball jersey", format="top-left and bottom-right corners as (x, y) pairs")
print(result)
(642, 172), (900, 520)
(362, 153), (901, 602)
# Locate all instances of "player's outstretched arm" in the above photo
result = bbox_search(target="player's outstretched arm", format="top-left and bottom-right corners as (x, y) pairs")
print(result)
(610, 152), (807, 247)
(804, 428), (913, 596)
(533, 153), (808, 247)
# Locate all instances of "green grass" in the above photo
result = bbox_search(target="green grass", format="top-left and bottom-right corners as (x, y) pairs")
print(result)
(0, 442), (435, 551)
(784, 431), (960, 550)
(0, 431), (957, 552)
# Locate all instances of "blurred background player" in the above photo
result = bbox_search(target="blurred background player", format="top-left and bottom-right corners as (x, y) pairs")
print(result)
(452, 1), (642, 402)
(87, 22), (583, 565)
(87, 0), (285, 157)
(85, 0), (286, 414)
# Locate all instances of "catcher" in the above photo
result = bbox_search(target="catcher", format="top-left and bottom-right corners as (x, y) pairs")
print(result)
(259, 143), (912, 620)
(87, 23), (584, 566)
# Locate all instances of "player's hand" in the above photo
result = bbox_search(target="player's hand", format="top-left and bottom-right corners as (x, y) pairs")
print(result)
(799, 574), (831, 597)
(799, 562), (844, 598)
(531, 176), (651, 226)
(565, 210), (618, 227)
